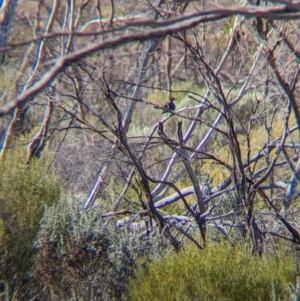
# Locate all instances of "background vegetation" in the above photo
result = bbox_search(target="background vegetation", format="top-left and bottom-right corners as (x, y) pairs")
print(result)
(0, 0), (300, 300)
(129, 243), (300, 301)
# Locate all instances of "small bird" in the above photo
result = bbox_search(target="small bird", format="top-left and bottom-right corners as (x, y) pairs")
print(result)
(154, 97), (176, 113)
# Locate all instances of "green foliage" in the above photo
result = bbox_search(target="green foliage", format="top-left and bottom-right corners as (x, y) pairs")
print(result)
(31, 191), (171, 301)
(286, 277), (300, 301)
(33, 197), (136, 301)
(0, 146), (170, 300)
(128, 243), (300, 301)
(0, 66), (14, 93)
(0, 148), (60, 300)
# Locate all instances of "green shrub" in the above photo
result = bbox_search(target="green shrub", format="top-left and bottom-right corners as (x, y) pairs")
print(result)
(33, 197), (136, 301)
(0, 146), (169, 300)
(0, 148), (60, 300)
(128, 243), (300, 301)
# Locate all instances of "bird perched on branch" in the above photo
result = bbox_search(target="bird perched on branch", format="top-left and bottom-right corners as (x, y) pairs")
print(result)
(154, 97), (176, 113)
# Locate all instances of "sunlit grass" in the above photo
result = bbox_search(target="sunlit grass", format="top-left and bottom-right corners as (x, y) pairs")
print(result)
(129, 242), (300, 301)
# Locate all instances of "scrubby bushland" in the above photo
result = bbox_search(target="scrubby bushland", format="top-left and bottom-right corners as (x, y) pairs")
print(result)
(33, 196), (169, 301)
(2, 1), (300, 299)
(1, 0), (300, 255)
(0, 146), (169, 301)
(128, 243), (300, 301)
(0, 148), (60, 300)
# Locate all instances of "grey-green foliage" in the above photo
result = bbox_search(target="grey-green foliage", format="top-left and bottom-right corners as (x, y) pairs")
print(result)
(33, 197), (133, 300)
(0, 149), (60, 300)
(286, 277), (300, 301)
(33, 196), (169, 301)
(0, 147), (169, 301)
